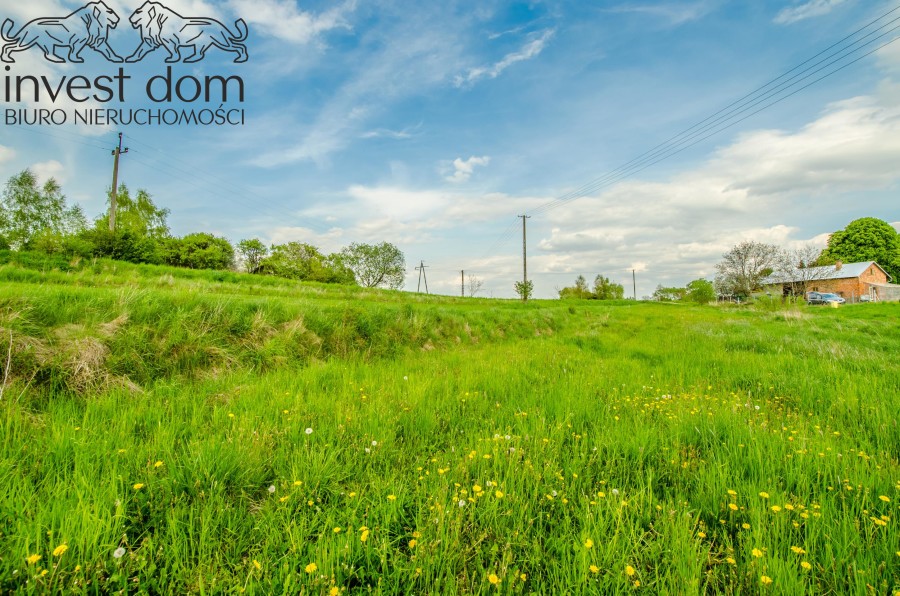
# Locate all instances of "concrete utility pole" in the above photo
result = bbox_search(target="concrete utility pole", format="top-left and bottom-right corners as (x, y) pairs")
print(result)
(461, 270), (465, 297)
(519, 215), (530, 301)
(633, 269), (637, 300)
(416, 261), (429, 294)
(109, 132), (128, 231)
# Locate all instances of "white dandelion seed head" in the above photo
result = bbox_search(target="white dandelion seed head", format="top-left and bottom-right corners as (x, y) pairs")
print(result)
(365, 448), (371, 453)
(458, 499), (467, 508)
(305, 428), (313, 435)
(113, 547), (126, 559)
(268, 485), (276, 493)
(612, 489), (620, 496)
(505, 435), (511, 440)
(403, 376), (408, 381)
(754, 405), (760, 411)
(551, 490), (558, 497)
(371, 440), (377, 446)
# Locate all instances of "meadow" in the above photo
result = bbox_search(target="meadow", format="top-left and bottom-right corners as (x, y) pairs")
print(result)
(0, 255), (898, 594)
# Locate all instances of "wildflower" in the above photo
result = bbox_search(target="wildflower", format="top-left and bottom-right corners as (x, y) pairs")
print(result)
(727, 490), (737, 496)
(267, 485), (276, 494)
(388, 495), (397, 501)
(760, 576), (773, 585)
(26, 554), (41, 565)
(458, 500), (467, 508)
(625, 565), (636, 577)
(333, 527), (341, 533)
(742, 523), (751, 530)
(488, 573), (501, 585)
(801, 561), (812, 570)
(253, 560), (262, 570)
(153, 461), (163, 468)
(348, 492), (357, 498)
(360, 529), (369, 542)
(759, 492), (769, 499)
(752, 548), (764, 558)
(305, 562), (317, 574)
(589, 565), (599, 574)
(634, 580), (641, 587)
(728, 503), (739, 511)
(880, 496), (890, 502)
(495, 490), (504, 498)
(598, 491), (606, 498)
(408, 538), (418, 548)
(771, 505), (782, 513)
(371, 440), (377, 446)
(584, 538), (594, 549)
(133, 483), (144, 490)
(53, 544), (68, 557)
(305, 428), (313, 435)
(790, 546), (806, 555)
(726, 557), (736, 565)
(113, 547), (126, 559)
(40, 570), (48, 577)
(697, 532), (706, 538)
(330, 588), (340, 596)
(293, 480), (302, 486)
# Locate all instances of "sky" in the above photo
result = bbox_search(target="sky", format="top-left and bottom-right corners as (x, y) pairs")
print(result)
(1, 0), (899, 298)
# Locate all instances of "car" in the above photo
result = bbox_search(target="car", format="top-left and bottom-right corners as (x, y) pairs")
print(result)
(806, 291), (845, 305)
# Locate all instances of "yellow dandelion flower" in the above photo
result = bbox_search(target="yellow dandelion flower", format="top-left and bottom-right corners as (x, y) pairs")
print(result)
(329, 588), (340, 596)
(584, 538), (594, 549)
(771, 505), (782, 513)
(293, 480), (302, 486)
(752, 548), (764, 558)
(52, 544), (68, 557)
(625, 565), (636, 577)
(488, 573), (501, 585)
(727, 490), (737, 496)
(40, 569), (48, 577)
(697, 532), (707, 538)
(253, 559), (261, 570)
(360, 530), (369, 543)
(153, 460), (163, 468)
(133, 483), (144, 490)
(589, 565), (599, 574)
(520, 573), (527, 581)
(801, 561), (812, 570)
(742, 523), (751, 530)
(726, 557), (736, 565)
(305, 562), (318, 574)
(333, 527), (341, 533)
(880, 496), (890, 503)
(279, 496), (289, 503)
(760, 575), (773, 585)
(790, 546), (806, 555)
(26, 554), (41, 565)
(495, 490), (504, 498)
(759, 492), (769, 499)
(387, 495), (397, 501)
(409, 539), (417, 549)
(473, 485), (482, 493)
(634, 580), (641, 587)
(728, 503), (739, 511)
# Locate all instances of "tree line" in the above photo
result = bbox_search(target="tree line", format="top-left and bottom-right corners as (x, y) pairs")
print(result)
(0, 169), (406, 289)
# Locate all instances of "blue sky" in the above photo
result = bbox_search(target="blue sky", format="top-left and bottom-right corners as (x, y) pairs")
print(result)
(1, 0), (899, 297)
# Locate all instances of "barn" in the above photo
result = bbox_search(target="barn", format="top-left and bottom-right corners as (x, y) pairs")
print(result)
(762, 261), (895, 303)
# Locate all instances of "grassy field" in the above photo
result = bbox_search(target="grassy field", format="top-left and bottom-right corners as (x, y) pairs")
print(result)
(0, 256), (898, 594)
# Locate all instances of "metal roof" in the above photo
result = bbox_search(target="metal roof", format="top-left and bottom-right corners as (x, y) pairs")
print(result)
(762, 261), (891, 285)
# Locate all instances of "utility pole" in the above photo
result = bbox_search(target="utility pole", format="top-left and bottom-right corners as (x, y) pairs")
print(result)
(632, 269), (637, 301)
(108, 132), (128, 231)
(519, 215), (530, 301)
(415, 261), (429, 294)
(461, 270), (465, 297)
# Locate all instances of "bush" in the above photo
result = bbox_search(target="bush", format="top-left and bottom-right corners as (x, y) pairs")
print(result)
(162, 233), (234, 270)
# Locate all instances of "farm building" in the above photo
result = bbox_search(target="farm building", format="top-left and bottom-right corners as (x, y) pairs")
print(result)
(762, 261), (897, 303)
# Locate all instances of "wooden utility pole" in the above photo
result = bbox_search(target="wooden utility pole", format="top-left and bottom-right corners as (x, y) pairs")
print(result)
(519, 215), (530, 301)
(109, 132), (128, 231)
(416, 261), (429, 294)
(461, 270), (465, 297)
(633, 269), (637, 300)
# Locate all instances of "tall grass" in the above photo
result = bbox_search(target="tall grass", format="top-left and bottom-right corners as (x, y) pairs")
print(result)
(0, 259), (897, 594)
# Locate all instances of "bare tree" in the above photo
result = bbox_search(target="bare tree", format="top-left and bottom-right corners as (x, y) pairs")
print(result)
(773, 245), (835, 297)
(466, 274), (484, 297)
(714, 241), (781, 298)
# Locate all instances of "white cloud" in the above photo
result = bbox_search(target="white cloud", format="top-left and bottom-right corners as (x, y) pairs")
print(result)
(31, 160), (65, 184)
(607, 2), (718, 26)
(446, 156), (490, 183)
(228, 0), (354, 44)
(0, 146), (16, 164)
(774, 0), (847, 25)
(455, 29), (554, 87)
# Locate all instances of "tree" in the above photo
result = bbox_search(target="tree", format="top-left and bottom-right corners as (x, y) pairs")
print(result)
(653, 285), (687, 302)
(773, 245), (833, 297)
(514, 279), (534, 301)
(237, 238), (267, 273)
(592, 275), (624, 300)
(106, 185), (170, 238)
(162, 233), (234, 270)
(339, 242), (406, 289)
(819, 217), (900, 280)
(714, 241), (781, 298)
(559, 275), (591, 300)
(466, 274), (484, 297)
(685, 278), (715, 305)
(0, 169), (86, 249)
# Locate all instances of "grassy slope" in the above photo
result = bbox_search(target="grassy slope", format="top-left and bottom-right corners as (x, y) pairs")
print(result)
(0, 258), (898, 594)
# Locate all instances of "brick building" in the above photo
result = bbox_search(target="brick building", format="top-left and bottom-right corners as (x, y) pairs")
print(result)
(762, 261), (894, 302)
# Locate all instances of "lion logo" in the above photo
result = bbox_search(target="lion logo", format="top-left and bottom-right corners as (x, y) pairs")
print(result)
(125, 1), (248, 64)
(1, 1), (123, 63)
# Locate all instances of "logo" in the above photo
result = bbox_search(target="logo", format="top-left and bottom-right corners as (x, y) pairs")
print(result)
(1, 1), (248, 64)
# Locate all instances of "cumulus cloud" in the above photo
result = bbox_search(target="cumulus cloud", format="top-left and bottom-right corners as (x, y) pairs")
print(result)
(0, 146), (16, 164)
(31, 160), (66, 184)
(228, 0), (354, 44)
(446, 156), (490, 183)
(774, 0), (847, 25)
(455, 29), (554, 87)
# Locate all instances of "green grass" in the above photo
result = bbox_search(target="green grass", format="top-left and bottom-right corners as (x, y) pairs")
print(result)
(0, 257), (898, 594)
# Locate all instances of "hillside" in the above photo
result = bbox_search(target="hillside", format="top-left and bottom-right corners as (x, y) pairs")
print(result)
(0, 256), (898, 594)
